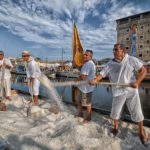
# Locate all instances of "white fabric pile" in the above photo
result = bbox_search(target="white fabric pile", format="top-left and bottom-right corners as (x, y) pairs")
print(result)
(0, 95), (149, 150)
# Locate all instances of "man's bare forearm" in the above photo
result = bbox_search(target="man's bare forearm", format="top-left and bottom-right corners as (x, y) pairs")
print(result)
(131, 66), (147, 88)
(77, 74), (87, 81)
(90, 74), (103, 85)
(136, 66), (147, 85)
(94, 74), (103, 82)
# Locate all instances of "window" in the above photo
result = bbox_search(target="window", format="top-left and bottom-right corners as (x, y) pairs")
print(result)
(140, 35), (144, 39)
(139, 54), (142, 57)
(147, 40), (149, 44)
(126, 28), (130, 33)
(140, 45), (143, 48)
(126, 47), (129, 50)
(126, 37), (129, 41)
(140, 25), (144, 29)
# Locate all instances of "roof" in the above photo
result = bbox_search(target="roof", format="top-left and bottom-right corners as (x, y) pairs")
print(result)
(116, 11), (150, 22)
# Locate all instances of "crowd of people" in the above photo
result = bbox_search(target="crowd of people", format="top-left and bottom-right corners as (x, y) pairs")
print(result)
(0, 43), (149, 147)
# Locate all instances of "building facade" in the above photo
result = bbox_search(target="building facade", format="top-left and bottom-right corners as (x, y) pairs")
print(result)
(116, 11), (150, 62)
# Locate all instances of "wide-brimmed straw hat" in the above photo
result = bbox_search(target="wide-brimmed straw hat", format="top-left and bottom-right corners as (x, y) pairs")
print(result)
(22, 50), (30, 56)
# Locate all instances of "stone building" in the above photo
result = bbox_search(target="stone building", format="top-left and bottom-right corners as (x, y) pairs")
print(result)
(116, 11), (150, 62)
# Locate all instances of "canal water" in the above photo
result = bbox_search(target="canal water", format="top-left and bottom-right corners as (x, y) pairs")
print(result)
(11, 75), (150, 123)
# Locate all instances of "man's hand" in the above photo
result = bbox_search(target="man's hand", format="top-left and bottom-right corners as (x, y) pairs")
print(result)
(89, 74), (103, 85)
(89, 79), (98, 85)
(130, 81), (140, 88)
(3, 64), (11, 69)
(5, 65), (11, 69)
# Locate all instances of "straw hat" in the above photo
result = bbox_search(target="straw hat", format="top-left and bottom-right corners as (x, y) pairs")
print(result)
(22, 50), (30, 56)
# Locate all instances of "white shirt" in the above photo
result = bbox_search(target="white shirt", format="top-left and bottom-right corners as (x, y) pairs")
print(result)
(100, 54), (143, 97)
(78, 60), (96, 93)
(25, 57), (41, 79)
(0, 58), (13, 79)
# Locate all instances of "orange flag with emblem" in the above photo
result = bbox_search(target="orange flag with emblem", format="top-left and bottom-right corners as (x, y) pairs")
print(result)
(73, 23), (84, 68)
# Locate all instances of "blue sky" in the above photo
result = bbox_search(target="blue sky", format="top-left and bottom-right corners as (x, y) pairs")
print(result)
(0, 0), (150, 61)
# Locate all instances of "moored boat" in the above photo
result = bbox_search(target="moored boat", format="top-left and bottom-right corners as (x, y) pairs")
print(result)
(56, 71), (79, 78)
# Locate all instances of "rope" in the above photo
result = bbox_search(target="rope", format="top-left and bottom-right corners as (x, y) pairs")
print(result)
(52, 80), (131, 87)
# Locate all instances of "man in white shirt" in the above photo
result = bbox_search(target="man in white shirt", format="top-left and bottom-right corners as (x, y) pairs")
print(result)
(75, 50), (96, 123)
(90, 44), (148, 145)
(0, 50), (13, 100)
(22, 51), (41, 105)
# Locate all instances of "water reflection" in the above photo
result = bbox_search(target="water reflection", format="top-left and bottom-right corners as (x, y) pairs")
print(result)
(12, 75), (28, 85)
(140, 82), (150, 118)
(11, 75), (150, 120)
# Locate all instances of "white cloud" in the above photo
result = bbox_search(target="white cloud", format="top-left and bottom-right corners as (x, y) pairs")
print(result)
(0, 0), (147, 59)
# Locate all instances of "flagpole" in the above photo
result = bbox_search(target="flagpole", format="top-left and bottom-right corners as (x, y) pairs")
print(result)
(62, 48), (64, 64)
(72, 19), (75, 69)
(71, 19), (78, 103)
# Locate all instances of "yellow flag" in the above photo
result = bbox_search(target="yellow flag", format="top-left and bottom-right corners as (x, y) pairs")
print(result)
(73, 23), (84, 67)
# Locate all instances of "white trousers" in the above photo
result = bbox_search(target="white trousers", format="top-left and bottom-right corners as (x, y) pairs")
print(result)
(0, 78), (11, 97)
(28, 78), (40, 96)
(110, 89), (144, 122)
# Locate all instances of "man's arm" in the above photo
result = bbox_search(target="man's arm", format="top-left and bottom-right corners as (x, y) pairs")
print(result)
(90, 74), (103, 85)
(76, 74), (87, 82)
(4, 64), (12, 69)
(131, 66), (147, 88)
(79, 74), (87, 80)
(4, 59), (13, 69)
(0, 64), (11, 69)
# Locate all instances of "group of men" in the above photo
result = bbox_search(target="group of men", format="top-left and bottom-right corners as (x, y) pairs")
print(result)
(0, 43), (148, 146)
(75, 44), (148, 146)
(0, 50), (41, 106)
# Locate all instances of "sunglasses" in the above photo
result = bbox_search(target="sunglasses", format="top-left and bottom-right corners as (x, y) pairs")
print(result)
(84, 54), (89, 56)
(113, 48), (123, 52)
(22, 55), (29, 57)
